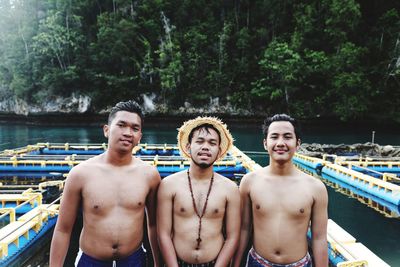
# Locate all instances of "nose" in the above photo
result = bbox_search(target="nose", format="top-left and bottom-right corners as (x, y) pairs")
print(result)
(200, 143), (210, 151)
(276, 137), (285, 146)
(123, 127), (133, 136)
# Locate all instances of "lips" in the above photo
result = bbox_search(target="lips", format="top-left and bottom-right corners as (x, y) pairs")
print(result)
(120, 139), (133, 145)
(198, 152), (212, 158)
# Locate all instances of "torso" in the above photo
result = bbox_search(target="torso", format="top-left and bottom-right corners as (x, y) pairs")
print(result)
(166, 171), (235, 264)
(76, 155), (155, 260)
(248, 167), (317, 264)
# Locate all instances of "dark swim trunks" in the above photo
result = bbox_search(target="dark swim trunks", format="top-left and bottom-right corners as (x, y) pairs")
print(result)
(177, 258), (216, 267)
(75, 246), (146, 267)
(246, 247), (312, 267)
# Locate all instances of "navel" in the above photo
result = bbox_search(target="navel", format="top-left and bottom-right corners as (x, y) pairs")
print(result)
(112, 244), (118, 250)
(275, 250), (281, 255)
(94, 205), (99, 209)
(214, 208), (219, 213)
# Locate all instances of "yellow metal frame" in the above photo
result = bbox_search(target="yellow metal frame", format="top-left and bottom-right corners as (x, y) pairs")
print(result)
(338, 260), (368, 266)
(324, 163), (400, 196)
(0, 204), (59, 259)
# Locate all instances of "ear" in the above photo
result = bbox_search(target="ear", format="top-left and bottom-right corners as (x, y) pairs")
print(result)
(263, 138), (268, 150)
(217, 146), (222, 159)
(296, 139), (301, 150)
(103, 124), (109, 138)
(185, 143), (191, 155)
(137, 132), (142, 145)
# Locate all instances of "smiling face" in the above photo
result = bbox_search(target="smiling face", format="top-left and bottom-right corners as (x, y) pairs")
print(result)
(103, 111), (142, 154)
(186, 127), (221, 169)
(264, 121), (300, 164)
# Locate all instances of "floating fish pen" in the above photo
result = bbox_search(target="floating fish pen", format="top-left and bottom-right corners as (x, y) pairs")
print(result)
(322, 163), (400, 206)
(325, 219), (389, 267)
(0, 193), (60, 267)
(0, 143), (391, 267)
(294, 151), (400, 218)
(335, 158), (400, 182)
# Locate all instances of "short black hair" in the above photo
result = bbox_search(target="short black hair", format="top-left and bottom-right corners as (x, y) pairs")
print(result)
(262, 114), (301, 141)
(108, 100), (144, 125)
(188, 124), (221, 144)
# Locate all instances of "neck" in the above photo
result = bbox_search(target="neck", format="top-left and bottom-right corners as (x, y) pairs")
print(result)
(189, 163), (214, 180)
(104, 149), (133, 166)
(269, 159), (295, 176)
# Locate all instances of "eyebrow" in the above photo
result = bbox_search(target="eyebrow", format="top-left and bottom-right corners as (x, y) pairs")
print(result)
(194, 136), (218, 142)
(116, 120), (141, 127)
(269, 132), (293, 136)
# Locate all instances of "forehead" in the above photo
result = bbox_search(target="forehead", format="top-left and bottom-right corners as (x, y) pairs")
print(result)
(111, 111), (141, 126)
(191, 127), (220, 140)
(268, 121), (295, 135)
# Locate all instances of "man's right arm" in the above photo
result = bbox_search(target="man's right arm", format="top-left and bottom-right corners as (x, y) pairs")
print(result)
(49, 168), (82, 267)
(157, 178), (178, 267)
(232, 174), (253, 267)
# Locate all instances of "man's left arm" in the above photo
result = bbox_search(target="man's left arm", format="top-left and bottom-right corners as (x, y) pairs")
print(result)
(214, 182), (241, 267)
(146, 168), (162, 267)
(311, 180), (329, 267)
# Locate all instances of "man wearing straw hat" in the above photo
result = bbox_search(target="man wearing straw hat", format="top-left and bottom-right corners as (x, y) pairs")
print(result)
(157, 116), (241, 267)
(233, 114), (328, 267)
(50, 100), (161, 267)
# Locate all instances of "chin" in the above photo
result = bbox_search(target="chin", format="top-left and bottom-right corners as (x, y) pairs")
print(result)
(193, 160), (213, 169)
(117, 147), (132, 153)
(272, 157), (291, 164)
(199, 163), (212, 169)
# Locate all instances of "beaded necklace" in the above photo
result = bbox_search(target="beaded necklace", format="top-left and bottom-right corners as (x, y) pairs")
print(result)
(187, 170), (214, 250)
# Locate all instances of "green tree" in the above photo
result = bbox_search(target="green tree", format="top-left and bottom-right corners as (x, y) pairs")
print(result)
(251, 40), (303, 113)
(156, 11), (182, 106)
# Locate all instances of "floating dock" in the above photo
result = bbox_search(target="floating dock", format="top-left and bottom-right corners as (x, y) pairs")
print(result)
(326, 219), (389, 267)
(0, 143), (392, 266)
(294, 152), (400, 219)
(0, 198), (60, 267)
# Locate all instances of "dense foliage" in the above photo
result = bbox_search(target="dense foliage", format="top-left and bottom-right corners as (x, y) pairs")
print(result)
(0, 0), (399, 121)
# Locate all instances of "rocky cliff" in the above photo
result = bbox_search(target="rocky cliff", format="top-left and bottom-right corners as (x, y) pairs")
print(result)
(0, 93), (91, 115)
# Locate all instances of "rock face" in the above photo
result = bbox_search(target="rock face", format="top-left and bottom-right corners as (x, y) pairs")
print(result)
(299, 142), (400, 159)
(0, 94), (91, 115)
(0, 93), (250, 116)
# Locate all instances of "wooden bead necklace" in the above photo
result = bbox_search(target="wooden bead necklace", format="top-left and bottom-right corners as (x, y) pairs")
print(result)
(187, 170), (214, 250)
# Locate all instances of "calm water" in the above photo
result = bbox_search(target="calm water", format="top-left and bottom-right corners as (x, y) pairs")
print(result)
(0, 121), (399, 266)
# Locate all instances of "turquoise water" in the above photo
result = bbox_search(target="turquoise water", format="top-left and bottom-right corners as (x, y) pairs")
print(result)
(0, 122), (399, 266)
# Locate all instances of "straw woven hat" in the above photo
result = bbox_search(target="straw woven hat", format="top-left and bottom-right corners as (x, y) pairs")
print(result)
(177, 116), (233, 161)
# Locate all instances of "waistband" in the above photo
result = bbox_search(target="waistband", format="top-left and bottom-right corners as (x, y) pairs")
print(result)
(75, 245), (145, 267)
(177, 257), (216, 267)
(249, 247), (312, 267)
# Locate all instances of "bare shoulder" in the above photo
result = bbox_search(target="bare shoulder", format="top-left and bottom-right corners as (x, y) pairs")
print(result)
(66, 155), (101, 181)
(133, 158), (161, 182)
(239, 167), (267, 189)
(159, 170), (186, 194)
(297, 169), (327, 195)
(215, 173), (239, 193)
(162, 170), (186, 183)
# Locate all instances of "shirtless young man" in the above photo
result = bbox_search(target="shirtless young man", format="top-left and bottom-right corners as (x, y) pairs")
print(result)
(157, 117), (241, 267)
(233, 114), (328, 267)
(49, 100), (161, 267)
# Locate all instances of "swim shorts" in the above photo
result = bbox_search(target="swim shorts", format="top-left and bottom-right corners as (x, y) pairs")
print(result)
(75, 245), (146, 267)
(246, 247), (312, 267)
(177, 257), (216, 267)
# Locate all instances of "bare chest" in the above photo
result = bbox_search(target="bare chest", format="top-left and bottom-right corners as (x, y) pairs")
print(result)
(81, 171), (149, 215)
(251, 181), (313, 219)
(173, 188), (227, 219)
